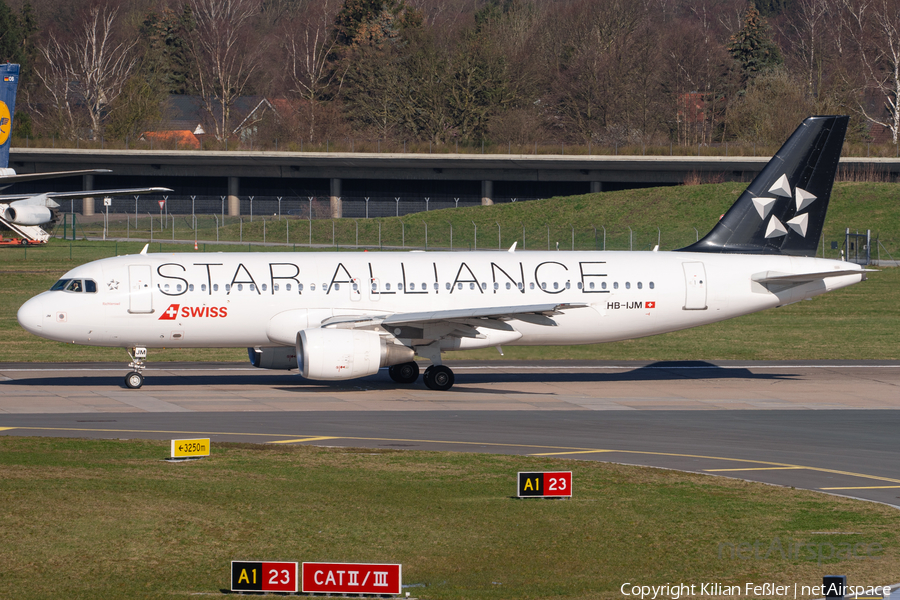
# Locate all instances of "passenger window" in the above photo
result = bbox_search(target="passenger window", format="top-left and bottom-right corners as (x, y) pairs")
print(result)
(237, 284), (243, 291)
(352, 283), (358, 291)
(372, 282), (377, 291)
(637, 282), (642, 289)
(273, 284), (279, 291)
(189, 284), (194, 292)
(565, 282), (571, 289)
(553, 282), (559, 290)
(334, 283), (340, 291)
(625, 282), (631, 289)
(445, 282), (451, 290)
(481, 282), (487, 290)
(529, 283), (535, 290)
(589, 282), (595, 289)
(423, 283), (428, 290)
(202, 284), (207, 292)
(311, 283), (316, 291)
(164, 283), (170, 291)
(409, 283), (415, 290)
(225, 284), (231, 292)
(518, 282), (524, 290)
(541, 282), (547, 290)
(176, 284), (182, 292)
(602, 282), (607, 290)
(398, 283), (404, 290)
(469, 282), (476, 290)
(457, 283), (463, 290)
(385, 283), (391, 290)
(433, 283), (439, 290)
(613, 282), (619, 290)
(649, 282), (655, 289)
(577, 282), (582, 289)
(213, 284), (219, 292)
(505, 282), (511, 290)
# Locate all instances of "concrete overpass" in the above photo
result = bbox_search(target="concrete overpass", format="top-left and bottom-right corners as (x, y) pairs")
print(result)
(7, 148), (895, 217)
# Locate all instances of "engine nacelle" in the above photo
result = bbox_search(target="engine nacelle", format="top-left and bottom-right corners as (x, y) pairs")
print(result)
(248, 347), (298, 370)
(0, 168), (16, 177)
(4, 204), (52, 226)
(296, 328), (414, 380)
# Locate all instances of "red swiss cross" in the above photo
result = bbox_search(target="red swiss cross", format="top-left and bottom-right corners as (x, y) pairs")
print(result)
(159, 304), (180, 320)
(646, 301), (656, 309)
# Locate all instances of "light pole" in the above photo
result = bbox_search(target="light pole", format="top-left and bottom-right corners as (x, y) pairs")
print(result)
(365, 197), (369, 219)
(395, 197), (400, 217)
(472, 221), (477, 250)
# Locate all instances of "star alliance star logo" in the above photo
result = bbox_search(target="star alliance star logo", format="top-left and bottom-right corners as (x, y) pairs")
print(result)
(752, 174), (816, 239)
(107, 279), (119, 290)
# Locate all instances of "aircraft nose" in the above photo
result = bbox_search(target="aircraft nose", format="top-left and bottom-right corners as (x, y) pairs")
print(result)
(17, 295), (45, 336)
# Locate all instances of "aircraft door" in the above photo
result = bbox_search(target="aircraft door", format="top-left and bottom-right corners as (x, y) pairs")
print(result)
(128, 265), (153, 313)
(682, 262), (707, 310)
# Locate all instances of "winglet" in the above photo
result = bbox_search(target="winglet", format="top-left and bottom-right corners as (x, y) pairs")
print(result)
(508, 241), (517, 253)
(140, 244), (149, 255)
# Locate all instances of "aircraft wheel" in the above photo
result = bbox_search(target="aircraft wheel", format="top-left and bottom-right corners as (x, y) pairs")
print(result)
(19, 238), (27, 245)
(423, 365), (454, 391)
(388, 361), (419, 384)
(124, 371), (144, 389)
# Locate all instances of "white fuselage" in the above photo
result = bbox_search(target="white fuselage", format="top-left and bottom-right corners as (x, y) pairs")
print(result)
(17, 249), (863, 352)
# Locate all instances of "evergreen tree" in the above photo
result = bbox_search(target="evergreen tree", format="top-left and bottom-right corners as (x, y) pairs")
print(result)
(728, 3), (783, 84)
(0, 0), (23, 63)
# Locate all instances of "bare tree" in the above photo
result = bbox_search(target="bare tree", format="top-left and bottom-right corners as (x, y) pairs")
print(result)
(778, 0), (830, 98)
(187, 0), (263, 142)
(37, 5), (136, 140)
(283, 0), (342, 141)
(841, 0), (900, 142)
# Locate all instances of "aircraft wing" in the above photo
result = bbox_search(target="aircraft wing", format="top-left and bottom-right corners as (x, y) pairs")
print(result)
(0, 187), (173, 202)
(0, 169), (113, 188)
(321, 303), (590, 330)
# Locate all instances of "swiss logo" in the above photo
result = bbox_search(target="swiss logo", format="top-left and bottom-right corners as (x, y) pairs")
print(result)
(158, 304), (228, 320)
(646, 301), (656, 309)
(159, 304), (180, 320)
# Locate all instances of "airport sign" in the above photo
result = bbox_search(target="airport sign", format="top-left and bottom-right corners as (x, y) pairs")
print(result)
(517, 471), (572, 498)
(230, 561), (298, 593)
(302, 562), (402, 595)
(170, 438), (210, 459)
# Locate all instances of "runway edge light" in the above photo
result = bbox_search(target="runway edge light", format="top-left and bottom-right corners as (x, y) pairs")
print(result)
(169, 438), (210, 460)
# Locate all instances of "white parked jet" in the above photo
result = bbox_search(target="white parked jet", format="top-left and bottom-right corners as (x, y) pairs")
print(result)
(17, 116), (866, 390)
(1, 63), (170, 242)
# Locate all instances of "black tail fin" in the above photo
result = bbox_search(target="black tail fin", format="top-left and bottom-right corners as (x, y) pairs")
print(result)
(0, 63), (19, 170)
(680, 115), (848, 256)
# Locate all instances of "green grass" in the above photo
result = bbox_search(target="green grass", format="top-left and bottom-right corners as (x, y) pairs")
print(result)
(0, 437), (897, 600)
(2, 181), (898, 363)
(56, 182), (900, 257)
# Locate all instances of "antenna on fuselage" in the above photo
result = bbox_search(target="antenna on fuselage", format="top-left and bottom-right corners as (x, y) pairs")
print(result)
(140, 244), (149, 255)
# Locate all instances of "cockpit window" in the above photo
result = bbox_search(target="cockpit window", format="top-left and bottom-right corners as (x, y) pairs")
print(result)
(51, 279), (97, 293)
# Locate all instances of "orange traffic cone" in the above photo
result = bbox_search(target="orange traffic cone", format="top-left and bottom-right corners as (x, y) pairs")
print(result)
(194, 240), (198, 250)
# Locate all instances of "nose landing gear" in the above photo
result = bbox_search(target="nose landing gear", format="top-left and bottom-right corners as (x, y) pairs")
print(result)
(125, 347), (147, 389)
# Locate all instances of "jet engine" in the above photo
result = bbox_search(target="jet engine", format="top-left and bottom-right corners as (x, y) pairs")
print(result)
(296, 328), (414, 380)
(4, 203), (53, 226)
(248, 347), (297, 370)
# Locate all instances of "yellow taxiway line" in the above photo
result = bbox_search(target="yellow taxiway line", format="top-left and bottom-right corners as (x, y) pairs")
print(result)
(3, 426), (899, 489)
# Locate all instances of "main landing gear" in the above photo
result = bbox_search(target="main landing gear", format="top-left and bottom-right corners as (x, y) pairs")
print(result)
(124, 346), (147, 389)
(387, 361), (455, 391)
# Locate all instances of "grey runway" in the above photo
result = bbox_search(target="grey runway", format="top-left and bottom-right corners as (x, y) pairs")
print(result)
(1, 360), (899, 508)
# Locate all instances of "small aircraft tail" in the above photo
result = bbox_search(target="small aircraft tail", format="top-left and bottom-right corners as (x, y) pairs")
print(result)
(680, 115), (848, 256)
(0, 63), (19, 171)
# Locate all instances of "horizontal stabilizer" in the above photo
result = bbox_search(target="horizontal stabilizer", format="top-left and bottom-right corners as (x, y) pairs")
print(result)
(752, 269), (868, 284)
(0, 169), (114, 189)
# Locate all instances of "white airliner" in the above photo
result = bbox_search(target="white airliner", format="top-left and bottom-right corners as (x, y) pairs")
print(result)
(17, 116), (867, 390)
(0, 63), (170, 242)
